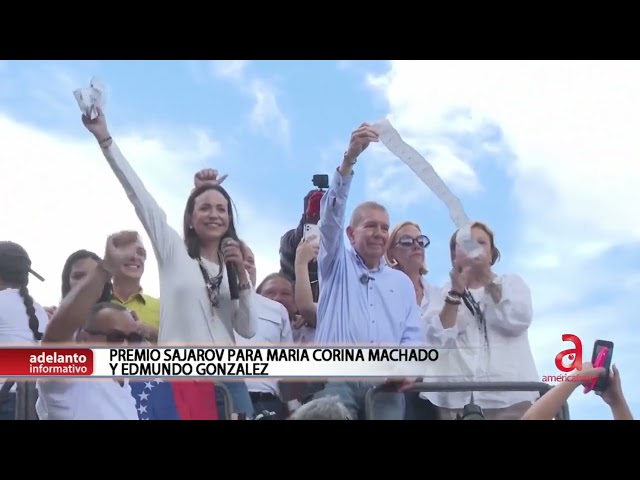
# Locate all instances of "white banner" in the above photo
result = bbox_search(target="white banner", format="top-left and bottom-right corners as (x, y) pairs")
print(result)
(95, 347), (445, 378)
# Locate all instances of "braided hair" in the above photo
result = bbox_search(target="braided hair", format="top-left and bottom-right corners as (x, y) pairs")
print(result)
(0, 242), (43, 342)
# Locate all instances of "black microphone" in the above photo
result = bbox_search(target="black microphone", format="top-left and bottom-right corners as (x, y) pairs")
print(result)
(222, 237), (239, 300)
(360, 274), (373, 285)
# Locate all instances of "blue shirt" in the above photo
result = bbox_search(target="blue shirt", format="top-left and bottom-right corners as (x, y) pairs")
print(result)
(314, 169), (425, 346)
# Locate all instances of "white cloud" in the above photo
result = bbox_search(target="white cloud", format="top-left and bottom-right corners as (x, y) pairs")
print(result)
(367, 60), (640, 419)
(211, 60), (249, 80)
(0, 112), (285, 308)
(209, 61), (290, 147)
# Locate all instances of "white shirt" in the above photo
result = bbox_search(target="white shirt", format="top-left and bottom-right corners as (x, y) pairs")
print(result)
(419, 278), (434, 317)
(37, 379), (138, 420)
(235, 295), (293, 397)
(102, 142), (258, 345)
(0, 288), (48, 392)
(422, 274), (539, 409)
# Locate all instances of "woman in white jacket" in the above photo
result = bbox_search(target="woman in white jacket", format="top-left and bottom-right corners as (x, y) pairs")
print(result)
(423, 221), (539, 420)
(82, 110), (258, 418)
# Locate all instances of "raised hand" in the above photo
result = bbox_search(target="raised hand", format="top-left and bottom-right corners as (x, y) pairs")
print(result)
(44, 306), (57, 320)
(291, 314), (307, 330)
(344, 123), (379, 163)
(596, 364), (625, 406)
(194, 168), (228, 189)
(296, 236), (320, 264)
(102, 231), (140, 276)
(82, 107), (109, 141)
(450, 264), (470, 294)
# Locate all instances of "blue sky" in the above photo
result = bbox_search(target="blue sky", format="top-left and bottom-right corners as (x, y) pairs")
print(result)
(1, 60), (638, 420)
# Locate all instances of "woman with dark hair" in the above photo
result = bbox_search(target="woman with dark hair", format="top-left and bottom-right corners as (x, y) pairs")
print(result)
(43, 249), (114, 319)
(82, 109), (257, 418)
(0, 241), (48, 420)
(61, 249), (113, 302)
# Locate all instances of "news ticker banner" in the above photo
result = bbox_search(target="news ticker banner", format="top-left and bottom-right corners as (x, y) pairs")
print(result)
(0, 346), (464, 379)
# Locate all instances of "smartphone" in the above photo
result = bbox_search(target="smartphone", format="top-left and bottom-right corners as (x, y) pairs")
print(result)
(303, 224), (320, 244)
(591, 340), (614, 392)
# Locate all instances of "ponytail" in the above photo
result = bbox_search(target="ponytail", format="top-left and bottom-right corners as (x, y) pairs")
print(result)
(18, 285), (42, 342)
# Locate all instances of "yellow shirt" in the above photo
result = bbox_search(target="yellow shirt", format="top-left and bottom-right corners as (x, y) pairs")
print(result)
(112, 291), (160, 330)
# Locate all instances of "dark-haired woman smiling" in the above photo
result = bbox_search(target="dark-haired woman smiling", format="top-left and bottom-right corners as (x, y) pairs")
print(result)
(82, 110), (258, 418)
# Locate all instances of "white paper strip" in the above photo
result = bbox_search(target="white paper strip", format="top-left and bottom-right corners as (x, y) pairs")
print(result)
(372, 119), (482, 258)
(73, 76), (106, 120)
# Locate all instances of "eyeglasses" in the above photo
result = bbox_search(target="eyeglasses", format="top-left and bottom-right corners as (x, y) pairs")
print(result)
(396, 234), (430, 249)
(84, 329), (145, 344)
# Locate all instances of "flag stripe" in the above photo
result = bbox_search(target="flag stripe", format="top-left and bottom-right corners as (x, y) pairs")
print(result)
(172, 381), (219, 420)
(130, 380), (220, 420)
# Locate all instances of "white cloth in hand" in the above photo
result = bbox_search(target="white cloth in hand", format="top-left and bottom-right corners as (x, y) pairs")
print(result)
(73, 76), (106, 120)
(372, 119), (482, 258)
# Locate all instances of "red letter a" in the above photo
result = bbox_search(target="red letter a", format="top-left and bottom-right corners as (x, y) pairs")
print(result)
(554, 334), (583, 372)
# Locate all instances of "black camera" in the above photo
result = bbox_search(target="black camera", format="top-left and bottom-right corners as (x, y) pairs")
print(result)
(312, 174), (329, 190)
(456, 403), (485, 420)
(456, 393), (485, 420)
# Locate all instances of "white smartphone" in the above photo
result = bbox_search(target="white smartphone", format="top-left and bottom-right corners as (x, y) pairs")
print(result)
(303, 223), (320, 244)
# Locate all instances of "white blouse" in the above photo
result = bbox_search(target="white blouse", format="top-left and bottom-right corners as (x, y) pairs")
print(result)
(101, 142), (257, 345)
(422, 273), (539, 409)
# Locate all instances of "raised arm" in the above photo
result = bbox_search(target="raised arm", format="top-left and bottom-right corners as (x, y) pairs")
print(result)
(318, 124), (379, 276)
(82, 110), (181, 266)
(522, 362), (605, 420)
(43, 232), (136, 343)
(294, 237), (319, 327)
(484, 274), (533, 336)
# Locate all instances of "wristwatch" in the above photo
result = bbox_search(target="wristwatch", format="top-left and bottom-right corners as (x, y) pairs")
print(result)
(239, 282), (252, 291)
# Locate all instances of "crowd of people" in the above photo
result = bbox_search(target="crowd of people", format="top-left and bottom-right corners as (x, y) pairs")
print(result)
(0, 110), (634, 421)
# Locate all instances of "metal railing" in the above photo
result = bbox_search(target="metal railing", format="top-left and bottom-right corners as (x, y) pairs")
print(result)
(15, 382), (39, 420)
(365, 381), (570, 420)
(214, 384), (234, 420)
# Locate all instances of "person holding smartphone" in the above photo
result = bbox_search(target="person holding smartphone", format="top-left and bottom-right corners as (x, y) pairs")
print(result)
(521, 362), (634, 420)
(293, 236), (319, 340)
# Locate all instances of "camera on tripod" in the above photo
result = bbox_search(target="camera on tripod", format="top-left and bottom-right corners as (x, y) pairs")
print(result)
(456, 392), (485, 420)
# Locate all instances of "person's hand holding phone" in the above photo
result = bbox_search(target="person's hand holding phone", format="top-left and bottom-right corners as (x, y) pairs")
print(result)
(297, 237), (320, 265)
(596, 364), (624, 406)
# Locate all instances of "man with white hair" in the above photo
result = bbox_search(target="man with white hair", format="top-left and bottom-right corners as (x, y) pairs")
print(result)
(290, 396), (352, 420)
(311, 123), (426, 420)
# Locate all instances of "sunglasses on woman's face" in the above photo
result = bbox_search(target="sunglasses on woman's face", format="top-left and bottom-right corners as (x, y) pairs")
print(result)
(396, 234), (430, 249)
(84, 330), (145, 344)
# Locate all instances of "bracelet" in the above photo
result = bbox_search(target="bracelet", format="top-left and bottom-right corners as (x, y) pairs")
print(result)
(445, 295), (461, 305)
(343, 151), (357, 165)
(448, 289), (463, 298)
(238, 282), (252, 291)
(98, 136), (112, 147)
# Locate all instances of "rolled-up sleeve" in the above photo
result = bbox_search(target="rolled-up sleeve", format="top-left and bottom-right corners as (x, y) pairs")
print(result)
(485, 274), (533, 336)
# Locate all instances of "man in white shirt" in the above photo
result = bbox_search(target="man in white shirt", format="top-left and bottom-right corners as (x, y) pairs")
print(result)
(235, 243), (294, 419)
(38, 231), (146, 420)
